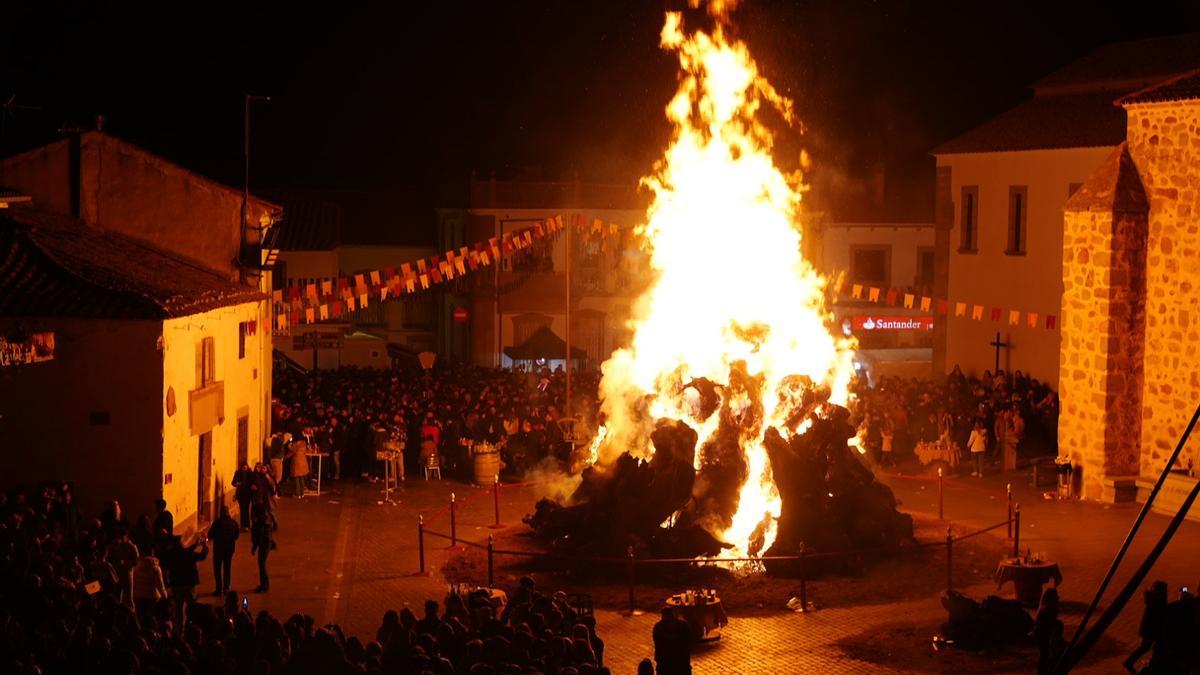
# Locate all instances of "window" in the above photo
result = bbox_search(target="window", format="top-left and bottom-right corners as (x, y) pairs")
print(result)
(273, 260), (288, 290)
(403, 296), (434, 330)
(238, 322), (247, 359)
(849, 245), (892, 288)
(915, 247), (935, 291)
(959, 186), (978, 253)
(198, 337), (216, 387)
(573, 311), (606, 362)
(1007, 185), (1028, 255)
(511, 313), (552, 347)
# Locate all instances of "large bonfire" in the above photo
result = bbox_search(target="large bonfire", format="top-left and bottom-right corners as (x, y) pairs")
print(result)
(527, 0), (911, 569)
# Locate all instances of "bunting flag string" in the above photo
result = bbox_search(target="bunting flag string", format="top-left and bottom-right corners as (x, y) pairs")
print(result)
(273, 213), (601, 332)
(270, 211), (690, 334)
(838, 282), (1059, 333)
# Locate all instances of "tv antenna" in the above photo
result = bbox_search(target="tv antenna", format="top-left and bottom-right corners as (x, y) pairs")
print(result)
(0, 94), (45, 148)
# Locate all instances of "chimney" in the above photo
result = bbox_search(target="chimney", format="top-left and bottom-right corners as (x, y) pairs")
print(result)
(68, 132), (81, 219)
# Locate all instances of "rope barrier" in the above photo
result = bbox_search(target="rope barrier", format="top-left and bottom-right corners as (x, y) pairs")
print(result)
(422, 478), (553, 525)
(950, 519), (1010, 543)
(880, 471), (1010, 500)
(420, 518), (1012, 567)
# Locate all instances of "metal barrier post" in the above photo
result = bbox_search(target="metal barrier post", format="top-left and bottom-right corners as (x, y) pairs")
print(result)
(938, 467), (944, 520)
(489, 476), (503, 529)
(624, 545), (640, 616)
(417, 515), (427, 575)
(1013, 504), (1021, 558)
(799, 541), (808, 613)
(449, 492), (457, 548)
(946, 527), (954, 591)
(487, 535), (495, 587)
(1007, 483), (1013, 539)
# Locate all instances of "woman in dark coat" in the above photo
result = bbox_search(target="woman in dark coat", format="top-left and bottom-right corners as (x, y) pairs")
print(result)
(232, 463), (256, 530)
(250, 503), (275, 593)
(1124, 580), (1168, 672)
(1034, 587), (1063, 675)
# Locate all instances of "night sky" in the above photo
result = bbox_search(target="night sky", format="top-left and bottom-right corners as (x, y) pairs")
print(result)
(4, 0), (1200, 207)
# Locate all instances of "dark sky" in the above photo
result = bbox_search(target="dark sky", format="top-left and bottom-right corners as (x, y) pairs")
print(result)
(4, 0), (1200, 206)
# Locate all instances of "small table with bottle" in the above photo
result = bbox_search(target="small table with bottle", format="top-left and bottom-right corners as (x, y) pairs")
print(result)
(664, 588), (728, 642)
(995, 550), (1062, 607)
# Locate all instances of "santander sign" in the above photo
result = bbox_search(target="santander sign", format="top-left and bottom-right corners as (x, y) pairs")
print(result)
(852, 315), (934, 332)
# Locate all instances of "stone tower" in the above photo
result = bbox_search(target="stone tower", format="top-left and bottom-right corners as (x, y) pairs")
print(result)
(1059, 144), (1149, 500)
(1060, 69), (1200, 502)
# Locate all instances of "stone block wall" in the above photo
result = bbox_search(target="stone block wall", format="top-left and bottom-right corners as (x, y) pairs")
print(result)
(1125, 101), (1200, 476)
(1060, 203), (1146, 498)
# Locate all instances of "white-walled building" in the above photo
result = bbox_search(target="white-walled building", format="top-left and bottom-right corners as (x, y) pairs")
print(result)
(0, 131), (279, 533)
(0, 208), (268, 531)
(441, 177), (647, 372)
(931, 33), (1200, 386)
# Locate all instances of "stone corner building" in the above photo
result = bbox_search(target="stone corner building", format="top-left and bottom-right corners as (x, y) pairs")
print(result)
(1060, 69), (1200, 505)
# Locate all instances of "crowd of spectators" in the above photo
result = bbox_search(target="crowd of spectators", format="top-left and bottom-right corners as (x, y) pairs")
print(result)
(271, 364), (600, 485)
(372, 578), (609, 674)
(0, 481), (626, 675)
(850, 366), (1060, 472)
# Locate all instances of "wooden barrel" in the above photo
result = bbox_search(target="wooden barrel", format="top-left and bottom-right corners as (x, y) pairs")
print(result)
(473, 450), (500, 485)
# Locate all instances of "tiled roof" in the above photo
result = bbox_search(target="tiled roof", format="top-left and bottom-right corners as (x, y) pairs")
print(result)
(1119, 68), (1200, 105)
(0, 207), (264, 319)
(1034, 33), (1200, 95)
(932, 93), (1126, 155)
(1063, 143), (1148, 213)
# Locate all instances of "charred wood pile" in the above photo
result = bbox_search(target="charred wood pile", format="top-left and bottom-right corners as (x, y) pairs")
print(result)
(524, 390), (914, 575)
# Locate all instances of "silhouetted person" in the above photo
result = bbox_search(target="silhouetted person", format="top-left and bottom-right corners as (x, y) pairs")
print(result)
(250, 503), (274, 592)
(232, 463), (256, 530)
(416, 599), (441, 636)
(652, 606), (691, 675)
(1125, 580), (1168, 673)
(207, 505), (239, 595)
(151, 498), (174, 550)
(163, 534), (207, 624)
(1152, 587), (1196, 672)
(1033, 587), (1063, 675)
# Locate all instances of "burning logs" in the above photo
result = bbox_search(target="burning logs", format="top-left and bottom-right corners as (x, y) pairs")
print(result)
(525, 405), (914, 574)
(761, 406), (914, 575)
(525, 419), (729, 558)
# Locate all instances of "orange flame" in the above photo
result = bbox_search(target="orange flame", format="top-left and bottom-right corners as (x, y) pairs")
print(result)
(597, 3), (855, 558)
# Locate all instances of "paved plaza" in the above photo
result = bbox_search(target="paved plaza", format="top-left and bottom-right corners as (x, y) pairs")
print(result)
(193, 468), (1200, 673)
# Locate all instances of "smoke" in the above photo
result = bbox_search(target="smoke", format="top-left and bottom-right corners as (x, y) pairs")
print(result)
(524, 458), (583, 503)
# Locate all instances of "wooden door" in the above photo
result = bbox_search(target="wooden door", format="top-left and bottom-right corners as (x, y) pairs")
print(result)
(237, 416), (249, 467)
(198, 432), (213, 522)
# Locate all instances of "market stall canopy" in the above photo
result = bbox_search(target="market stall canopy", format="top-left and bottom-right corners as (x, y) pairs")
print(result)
(503, 325), (586, 361)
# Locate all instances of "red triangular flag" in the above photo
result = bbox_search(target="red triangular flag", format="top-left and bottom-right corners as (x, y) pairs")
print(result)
(1046, 314), (1057, 330)
(990, 307), (1001, 322)
(936, 299), (948, 316)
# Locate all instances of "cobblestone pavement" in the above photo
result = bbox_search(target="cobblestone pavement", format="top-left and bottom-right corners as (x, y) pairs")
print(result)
(194, 468), (1200, 673)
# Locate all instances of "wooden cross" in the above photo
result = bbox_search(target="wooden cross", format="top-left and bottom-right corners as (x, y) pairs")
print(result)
(990, 331), (1010, 372)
